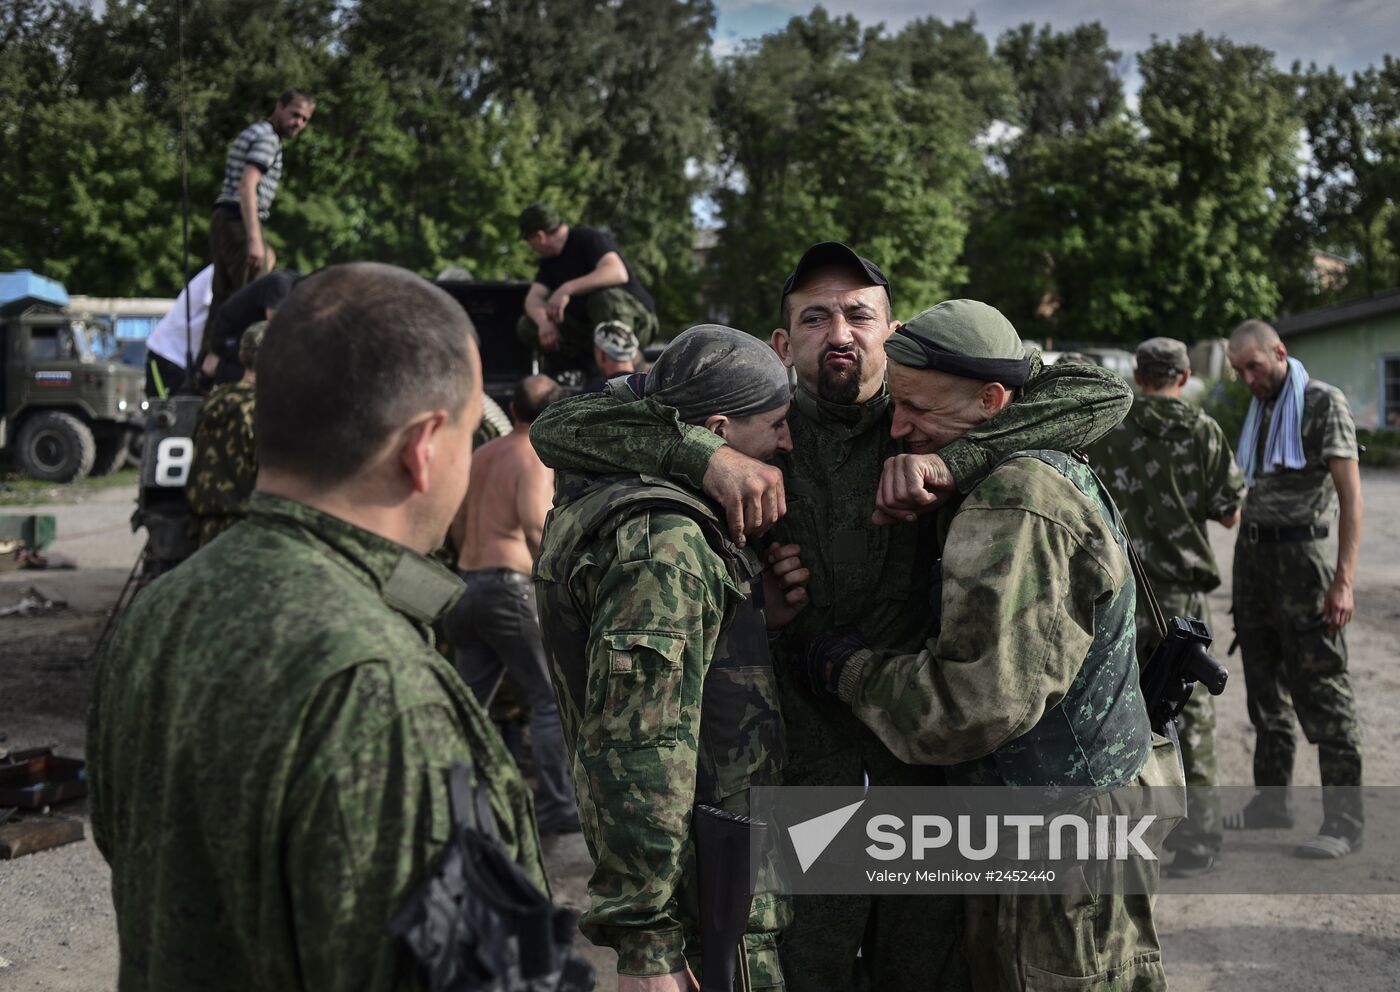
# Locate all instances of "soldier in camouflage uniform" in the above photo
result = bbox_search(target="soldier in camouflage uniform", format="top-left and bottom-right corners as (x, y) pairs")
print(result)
(1226, 320), (1364, 858)
(535, 325), (798, 991)
(88, 264), (547, 991)
(800, 301), (1182, 991)
(1088, 337), (1245, 877)
(186, 320), (266, 546)
(529, 244), (1134, 991)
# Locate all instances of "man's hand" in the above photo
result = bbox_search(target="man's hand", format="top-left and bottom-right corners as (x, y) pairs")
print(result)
(1324, 578), (1354, 634)
(546, 287), (572, 324)
(537, 320), (563, 352)
(762, 543), (810, 630)
(702, 445), (786, 546)
(796, 625), (868, 697)
(873, 453), (957, 525)
(618, 967), (699, 992)
(200, 353), (220, 377)
(245, 233), (266, 277)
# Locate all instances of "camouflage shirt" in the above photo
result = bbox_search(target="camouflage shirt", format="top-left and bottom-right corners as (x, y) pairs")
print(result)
(1241, 380), (1358, 526)
(529, 361), (1134, 787)
(534, 474), (784, 977)
(88, 493), (546, 992)
(838, 453), (1150, 788)
(186, 379), (258, 545)
(1088, 394), (1245, 592)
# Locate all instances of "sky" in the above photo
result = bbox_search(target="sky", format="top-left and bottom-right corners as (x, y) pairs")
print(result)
(712, 0), (1399, 81)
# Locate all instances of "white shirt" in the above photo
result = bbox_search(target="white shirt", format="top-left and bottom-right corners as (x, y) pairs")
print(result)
(146, 266), (214, 367)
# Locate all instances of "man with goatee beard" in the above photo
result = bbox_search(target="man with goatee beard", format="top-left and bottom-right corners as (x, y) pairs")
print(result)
(527, 242), (1133, 991)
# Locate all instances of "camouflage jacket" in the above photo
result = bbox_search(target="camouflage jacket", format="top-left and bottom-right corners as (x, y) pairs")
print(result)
(528, 360), (1134, 786)
(1241, 380), (1358, 527)
(838, 452), (1151, 789)
(534, 472), (785, 977)
(1088, 394), (1245, 593)
(186, 379), (258, 545)
(88, 493), (546, 992)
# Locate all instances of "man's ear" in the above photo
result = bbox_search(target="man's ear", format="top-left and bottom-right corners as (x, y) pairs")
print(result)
(979, 382), (1012, 418)
(399, 410), (449, 495)
(1178, 370), (1191, 388)
(771, 328), (794, 368)
(703, 414), (729, 439)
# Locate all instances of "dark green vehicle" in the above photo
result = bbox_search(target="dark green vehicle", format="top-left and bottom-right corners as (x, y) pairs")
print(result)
(1, 295), (146, 482)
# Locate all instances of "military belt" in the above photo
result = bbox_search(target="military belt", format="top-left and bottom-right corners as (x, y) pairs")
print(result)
(1243, 522), (1328, 544)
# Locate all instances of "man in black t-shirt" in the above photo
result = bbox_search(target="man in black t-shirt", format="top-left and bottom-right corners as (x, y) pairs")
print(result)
(198, 269), (300, 386)
(516, 203), (658, 371)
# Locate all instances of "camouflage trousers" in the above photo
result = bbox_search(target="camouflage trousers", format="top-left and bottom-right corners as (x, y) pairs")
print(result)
(1135, 587), (1220, 858)
(962, 735), (1178, 991)
(515, 287), (657, 372)
(776, 688), (968, 992)
(1232, 535), (1363, 834)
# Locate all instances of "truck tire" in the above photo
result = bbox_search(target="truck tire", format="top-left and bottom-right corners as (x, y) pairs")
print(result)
(92, 432), (131, 477)
(15, 412), (98, 483)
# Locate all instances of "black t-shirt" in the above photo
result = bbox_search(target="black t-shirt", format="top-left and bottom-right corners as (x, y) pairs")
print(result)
(207, 269), (299, 384)
(533, 226), (654, 324)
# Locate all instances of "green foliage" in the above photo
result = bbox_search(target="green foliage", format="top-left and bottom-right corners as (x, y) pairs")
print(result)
(708, 10), (1003, 330)
(0, 1), (1396, 352)
(1201, 375), (1255, 451)
(1356, 428), (1400, 469)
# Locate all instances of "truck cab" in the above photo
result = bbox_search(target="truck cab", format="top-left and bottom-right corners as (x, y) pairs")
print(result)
(1, 273), (147, 482)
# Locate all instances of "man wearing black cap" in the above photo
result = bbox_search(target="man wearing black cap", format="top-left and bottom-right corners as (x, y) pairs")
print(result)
(516, 203), (658, 371)
(528, 244), (1133, 990)
(797, 300), (1180, 990)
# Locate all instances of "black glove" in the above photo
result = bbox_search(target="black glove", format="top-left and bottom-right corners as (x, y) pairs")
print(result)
(797, 625), (869, 697)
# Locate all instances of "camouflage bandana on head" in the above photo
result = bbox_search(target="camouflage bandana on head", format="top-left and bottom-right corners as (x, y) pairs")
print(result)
(645, 324), (790, 424)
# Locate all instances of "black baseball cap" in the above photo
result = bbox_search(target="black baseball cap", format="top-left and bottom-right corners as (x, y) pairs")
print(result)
(779, 242), (892, 320)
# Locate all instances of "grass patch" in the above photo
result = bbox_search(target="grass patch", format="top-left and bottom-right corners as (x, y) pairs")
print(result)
(0, 464), (139, 505)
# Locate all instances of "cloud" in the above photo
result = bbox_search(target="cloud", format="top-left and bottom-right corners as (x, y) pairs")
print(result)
(713, 0), (1399, 78)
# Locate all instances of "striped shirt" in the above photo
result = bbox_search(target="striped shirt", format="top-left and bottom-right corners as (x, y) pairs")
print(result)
(214, 120), (282, 220)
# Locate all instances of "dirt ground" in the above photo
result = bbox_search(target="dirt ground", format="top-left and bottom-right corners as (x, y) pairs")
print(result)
(1, 473), (1398, 989)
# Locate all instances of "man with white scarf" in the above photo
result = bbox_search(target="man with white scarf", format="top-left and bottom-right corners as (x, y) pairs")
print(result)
(1225, 319), (1364, 858)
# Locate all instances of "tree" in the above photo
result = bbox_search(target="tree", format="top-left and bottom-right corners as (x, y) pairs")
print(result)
(996, 22), (1124, 141)
(1135, 34), (1301, 339)
(708, 10), (1007, 331)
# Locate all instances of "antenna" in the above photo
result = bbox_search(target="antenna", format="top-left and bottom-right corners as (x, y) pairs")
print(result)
(178, 0), (194, 389)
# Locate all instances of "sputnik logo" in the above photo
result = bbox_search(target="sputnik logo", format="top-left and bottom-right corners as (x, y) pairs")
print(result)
(787, 799), (866, 873)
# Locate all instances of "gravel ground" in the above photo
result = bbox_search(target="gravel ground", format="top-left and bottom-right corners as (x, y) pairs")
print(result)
(2, 472), (1399, 989)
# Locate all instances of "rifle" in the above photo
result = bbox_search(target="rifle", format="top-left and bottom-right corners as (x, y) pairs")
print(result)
(1139, 615), (1229, 734)
(388, 761), (595, 992)
(694, 805), (766, 992)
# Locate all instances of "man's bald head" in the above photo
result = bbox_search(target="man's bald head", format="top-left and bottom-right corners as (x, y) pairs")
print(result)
(1229, 319), (1282, 353)
(256, 262), (479, 485)
(1227, 318), (1290, 400)
(511, 374), (564, 425)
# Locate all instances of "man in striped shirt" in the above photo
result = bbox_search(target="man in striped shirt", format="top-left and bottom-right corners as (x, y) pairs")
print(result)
(208, 87), (315, 332)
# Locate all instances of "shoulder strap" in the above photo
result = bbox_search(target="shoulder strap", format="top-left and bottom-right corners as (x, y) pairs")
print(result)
(448, 759), (498, 840)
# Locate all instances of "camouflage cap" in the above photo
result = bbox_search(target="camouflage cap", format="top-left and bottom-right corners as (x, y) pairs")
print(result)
(885, 299), (1030, 386)
(518, 202), (562, 237)
(1135, 337), (1190, 374)
(239, 320), (268, 367)
(594, 321), (639, 362)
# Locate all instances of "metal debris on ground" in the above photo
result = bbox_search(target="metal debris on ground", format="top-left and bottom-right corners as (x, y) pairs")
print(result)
(0, 586), (68, 617)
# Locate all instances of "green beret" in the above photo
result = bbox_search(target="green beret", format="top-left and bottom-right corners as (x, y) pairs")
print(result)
(885, 299), (1029, 386)
(518, 202), (562, 237)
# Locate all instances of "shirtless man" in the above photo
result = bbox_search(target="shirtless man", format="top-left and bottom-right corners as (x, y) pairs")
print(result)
(445, 374), (579, 834)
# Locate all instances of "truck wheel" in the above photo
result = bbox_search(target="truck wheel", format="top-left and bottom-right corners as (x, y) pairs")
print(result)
(92, 432), (131, 477)
(15, 412), (98, 483)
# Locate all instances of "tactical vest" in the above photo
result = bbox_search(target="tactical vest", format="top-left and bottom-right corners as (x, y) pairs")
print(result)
(534, 474), (786, 806)
(945, 450), (1151, 791)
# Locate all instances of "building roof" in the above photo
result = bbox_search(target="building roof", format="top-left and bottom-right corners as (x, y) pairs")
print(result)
(1275, 287), (1400, 337)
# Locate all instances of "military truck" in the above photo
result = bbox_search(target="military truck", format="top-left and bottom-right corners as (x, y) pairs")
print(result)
(1, 272), (147, 483)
